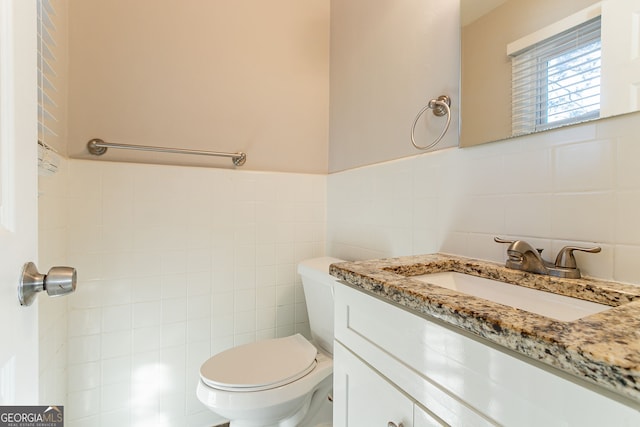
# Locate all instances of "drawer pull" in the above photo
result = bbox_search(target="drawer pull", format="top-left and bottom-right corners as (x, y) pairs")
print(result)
(388, 422), (403, 427)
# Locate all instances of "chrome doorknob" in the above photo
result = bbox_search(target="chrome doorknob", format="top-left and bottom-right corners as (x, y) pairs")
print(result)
(19, 262), (77, 306)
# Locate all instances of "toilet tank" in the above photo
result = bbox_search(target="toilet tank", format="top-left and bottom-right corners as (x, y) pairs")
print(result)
(297, 257), (344, 355)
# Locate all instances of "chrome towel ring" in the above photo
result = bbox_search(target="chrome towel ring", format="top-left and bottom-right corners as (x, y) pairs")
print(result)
(410, 95), (451, 151)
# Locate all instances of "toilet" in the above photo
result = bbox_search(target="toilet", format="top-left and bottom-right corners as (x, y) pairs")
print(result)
(197, 257), (344, 427)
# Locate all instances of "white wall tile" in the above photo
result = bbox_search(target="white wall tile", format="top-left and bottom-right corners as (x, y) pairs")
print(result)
(187, 295), (211, 320)
(68, 308), (102, 337)
(212, 268), (235, 293)
(68, 335), (101, 364)
(504, 194), (552, 238)
(256, 286), (276, 308)
(551, 192), (615, 243)
(102, 381), (130, 412)
(133, 301), (161, 329)
(554, 140), (614, 192)
(234, 311), (256, 335)
(102, 331), (132, 359)
(102, 165), (135, 227)
(133, 326), (161, 354)
(211, 292), (234, 315)
(276, 263), (296, 285)
(101, 252), (139, 280)
(68, 196), (102, 229)
(616, 191), (640, 245)
(187, 318), (211, 343)
(132, 277), (162, 303)
(501, 148), (553, 194)
(102, 305), (131, 333)
(67, 388), (100, 420)
(187, 271), (211, 297)
(66, 416), (100, 427)
(257, 328), (276, 341)
(101, 409), (131, 427)
(540, 121), (598, 148)
(257, 307), (277, 331)
(161, 275), (187, 300)
(133, 252), (164, 278)
(161, 322), (186, 348)
(276, 305), (295, 328)
(68, 362), (101, 392)
(276, 324), (295, 337)
(234, 289), (256, 312)
(212, 313), (234, 338)
(614, 245), (640, 284)
(460, 196), (506, 234)
(162, 298), (187, 325)
(101, 356), (132, 385)
(616, 136), (640, 189)
(461, 152), (506, 196)
(101, 279), (133, 306)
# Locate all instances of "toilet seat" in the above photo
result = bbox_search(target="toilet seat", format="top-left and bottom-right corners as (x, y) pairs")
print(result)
(200, 334), (318, 392)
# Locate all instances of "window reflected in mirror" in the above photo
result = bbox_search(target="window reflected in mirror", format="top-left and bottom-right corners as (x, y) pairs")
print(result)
(460, 0), (640, 147)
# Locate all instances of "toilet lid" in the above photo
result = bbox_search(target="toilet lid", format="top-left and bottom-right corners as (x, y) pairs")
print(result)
(200, 334), (318, 392)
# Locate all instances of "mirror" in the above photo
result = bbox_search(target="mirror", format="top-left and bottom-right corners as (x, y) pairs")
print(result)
(460, 0), (640, 147)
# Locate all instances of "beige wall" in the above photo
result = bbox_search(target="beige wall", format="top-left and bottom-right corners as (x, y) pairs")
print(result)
(461, 0), (599, 147)
(67, 0), (330, 173)
(328, 0), (460, 173)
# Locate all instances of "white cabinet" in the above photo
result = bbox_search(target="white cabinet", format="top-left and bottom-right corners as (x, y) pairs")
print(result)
(414, 406), (444, 427)
(334, 284), (640, 427)
(334, 341), (445, 427)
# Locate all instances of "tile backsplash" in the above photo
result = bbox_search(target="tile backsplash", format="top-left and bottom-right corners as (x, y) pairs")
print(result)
(327, 112), (640, 285)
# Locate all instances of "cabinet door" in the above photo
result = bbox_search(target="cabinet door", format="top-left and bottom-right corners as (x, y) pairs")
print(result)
(334, 342), (413, 427)
(414, 405), (447, 427)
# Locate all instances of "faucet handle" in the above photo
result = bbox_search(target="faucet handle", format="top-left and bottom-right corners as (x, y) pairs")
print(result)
(494, 237), (517, 260)
(494, 237), (544, 254)
(554, 245), (601, 269)
(494, 237), (514, 244)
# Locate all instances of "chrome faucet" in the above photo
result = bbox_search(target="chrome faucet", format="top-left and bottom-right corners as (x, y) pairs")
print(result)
(494, 237), (601, 279)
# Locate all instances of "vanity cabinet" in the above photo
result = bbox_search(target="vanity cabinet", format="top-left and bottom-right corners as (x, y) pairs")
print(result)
(333, 284), (640, 426)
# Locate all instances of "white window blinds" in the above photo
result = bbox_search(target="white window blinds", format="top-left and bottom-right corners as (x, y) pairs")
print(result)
(37, 0), (58, 146)
(510, 16), (602, 136)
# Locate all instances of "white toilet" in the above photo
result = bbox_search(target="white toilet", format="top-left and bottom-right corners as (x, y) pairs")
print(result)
(197, 257), (344, 427)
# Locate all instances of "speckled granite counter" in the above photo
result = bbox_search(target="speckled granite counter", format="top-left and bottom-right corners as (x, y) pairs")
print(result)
(329, 253), (640, 403)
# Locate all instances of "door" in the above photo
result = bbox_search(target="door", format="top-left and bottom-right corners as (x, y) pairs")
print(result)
(0, 0), (39, 404)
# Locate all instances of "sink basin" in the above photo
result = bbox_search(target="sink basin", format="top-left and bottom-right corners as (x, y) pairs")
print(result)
(412, 272), (610, 321)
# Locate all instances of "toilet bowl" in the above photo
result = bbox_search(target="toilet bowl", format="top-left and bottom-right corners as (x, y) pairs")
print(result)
(197, 257), (344, 427)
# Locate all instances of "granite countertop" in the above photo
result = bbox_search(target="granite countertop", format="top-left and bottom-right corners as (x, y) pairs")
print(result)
(329, 253), (640, 403)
